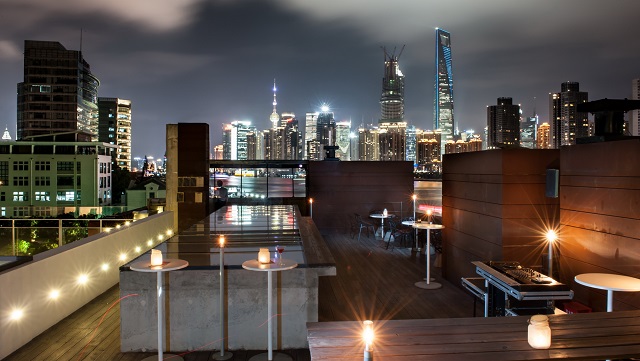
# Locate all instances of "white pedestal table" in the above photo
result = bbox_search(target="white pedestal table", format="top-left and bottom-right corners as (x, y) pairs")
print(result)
(242, 258), (298, 361)
(130, 258), (189, 361)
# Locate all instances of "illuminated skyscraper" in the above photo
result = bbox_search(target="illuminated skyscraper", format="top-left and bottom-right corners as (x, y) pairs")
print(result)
(222, 121), (255, 160)
(520, 114), (538, 149)
(17, 40), (100, 140)
(549, 81), (589, 148)
(537, 122), (551, 149)
(98, 97), (132, 169)
(434, 29), (455, 154)
(379, 47), (406, 161)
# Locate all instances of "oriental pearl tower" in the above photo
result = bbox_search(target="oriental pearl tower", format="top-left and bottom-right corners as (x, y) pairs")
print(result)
(269, 79), (279, 128)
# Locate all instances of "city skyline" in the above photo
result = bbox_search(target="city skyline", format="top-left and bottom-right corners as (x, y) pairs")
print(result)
(1, 0), (639, 158)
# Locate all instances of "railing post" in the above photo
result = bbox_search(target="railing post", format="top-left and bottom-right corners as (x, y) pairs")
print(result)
(59, 220), (63, 247)
(12, 219), (15, 256)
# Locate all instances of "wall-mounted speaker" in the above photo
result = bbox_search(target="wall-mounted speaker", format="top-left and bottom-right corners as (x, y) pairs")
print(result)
(545, 169), (559, 198)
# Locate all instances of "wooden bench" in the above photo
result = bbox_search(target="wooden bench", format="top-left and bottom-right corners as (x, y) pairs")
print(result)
(307, 310), (640, 360)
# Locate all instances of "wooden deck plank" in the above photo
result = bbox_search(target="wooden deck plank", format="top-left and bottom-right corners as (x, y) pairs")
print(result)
(4, 229), (489, 361)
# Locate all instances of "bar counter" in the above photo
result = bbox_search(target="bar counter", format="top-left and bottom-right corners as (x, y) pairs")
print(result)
(307, 310), (640, 360)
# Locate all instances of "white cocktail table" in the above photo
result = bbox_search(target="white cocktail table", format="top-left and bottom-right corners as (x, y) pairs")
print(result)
(242, 258), (298, 361)
(575, 273), (640, 312)
(130, 258), (189, 361)
(412, 223), (444, 290)
(370, 213), (393, 241)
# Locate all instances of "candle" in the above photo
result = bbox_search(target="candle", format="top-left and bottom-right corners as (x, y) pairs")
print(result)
(150, 249), (163, 266)
(258, 248), (271, 264)
(309, 198), (313, 218)
(528, 315), (551, 349)
(383, 208), (387, 217)
(427, 209), (433, 224)
(363, 320), (374, 360)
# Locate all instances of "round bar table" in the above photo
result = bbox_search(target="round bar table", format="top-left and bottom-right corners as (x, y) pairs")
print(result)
(401, 220), (420, 251)
(412, 223), (444, 290)
(370, 213), (393, 242)
(575, 273), (640, 312)
(130, 258), (189, 361)
(242, 258), (298, 361)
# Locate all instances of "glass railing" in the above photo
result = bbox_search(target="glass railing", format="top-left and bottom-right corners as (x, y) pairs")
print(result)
(0, 218), (135, 257)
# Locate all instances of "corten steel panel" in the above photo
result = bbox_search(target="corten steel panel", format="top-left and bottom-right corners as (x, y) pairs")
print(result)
(445, 227), (503, 260)
(561, 187), (640, 219)
(443, 239), (502, 285)
(557, 226), (640, 273)
(307, 161), (414, 230)
(445, 207), (503, 246)
(442, 149), (561, 285)
(561, 209), (640, 238)
(443, 196), (503, 219)
(561, 175), (640, 189)
(561, 138), (640, 177)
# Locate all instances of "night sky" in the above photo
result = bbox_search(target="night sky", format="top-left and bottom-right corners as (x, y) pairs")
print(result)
(1, 0), (639, 159)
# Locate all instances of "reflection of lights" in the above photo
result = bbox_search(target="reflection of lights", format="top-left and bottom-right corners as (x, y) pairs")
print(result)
(119, 253), (127, 261)
(10, 309), (24, 321)
(134, 246), (141, 253)
(125, 221), (131, 226)
(77, 274), (89, 285)
(166, 230), (173, 236)
(157, 235), (164, 241)
(49, 289), (60, 300)
(115, 224), (121, 229)
(104, 228), (112, 233)
(147, 240), (153, 246)
(101, 263), (110, 271)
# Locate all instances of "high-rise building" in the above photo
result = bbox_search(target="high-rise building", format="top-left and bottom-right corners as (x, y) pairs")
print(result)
(17, 40), (100, 141)
(98, 98), (132, 170)
(537, 122), (551, 149)
(305, 107), (335, 160)
(335, 120), (351, 160)
(415, 129), (441, 173)
(379, 47), (406, 161)
(222, 121), (255, 160)
(520, 114), (538, 149)
(378, 122), (406, 161)
(549, 81), (589, 148)
(357, 127), (380, 161)
(487, 97), (520, 148)
(405, 125), (416, 163)
(380, 48), (405, 121)
(631, 78), (640, 136)
(434, 29), (455, 154)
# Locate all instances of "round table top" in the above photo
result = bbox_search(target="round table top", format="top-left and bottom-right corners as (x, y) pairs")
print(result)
(412, 223), (445, 230)
(370, 213), (393, 219)
(130, 259), (189, 273)
(575, 273), (640, 292)
(242, 259), (298, 272)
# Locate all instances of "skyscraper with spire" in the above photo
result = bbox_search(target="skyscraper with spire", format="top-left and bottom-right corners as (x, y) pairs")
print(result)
(434, 28), (455, 154)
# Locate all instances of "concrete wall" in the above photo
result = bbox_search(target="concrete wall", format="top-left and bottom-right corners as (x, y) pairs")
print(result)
(558, 139), (640, 311)
(307, 161), (415, 230)
(0, 211), (174, 360)
(442, 149), (560, 283)
(119, 267), (320, 351)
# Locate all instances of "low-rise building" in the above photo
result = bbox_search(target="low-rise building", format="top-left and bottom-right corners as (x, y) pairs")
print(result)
(0, 132), (116, 217)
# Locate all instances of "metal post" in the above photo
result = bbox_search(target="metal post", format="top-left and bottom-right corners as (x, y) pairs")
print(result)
(58, 219), (63, 246)
(12, 219), (15, 256)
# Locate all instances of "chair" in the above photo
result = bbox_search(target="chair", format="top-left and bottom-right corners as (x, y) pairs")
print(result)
(387, 219), (413, 250)
(354, 213), (376, 241)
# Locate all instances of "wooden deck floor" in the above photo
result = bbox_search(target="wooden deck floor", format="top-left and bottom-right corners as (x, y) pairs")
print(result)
(3, 229), (477, 361)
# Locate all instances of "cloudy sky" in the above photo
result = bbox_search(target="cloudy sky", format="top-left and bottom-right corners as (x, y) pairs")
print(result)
(1, 0), (639, 158)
